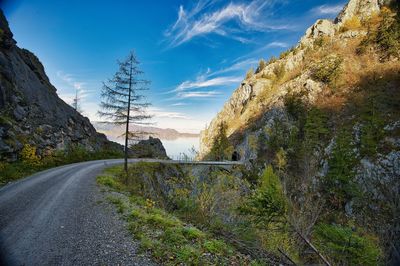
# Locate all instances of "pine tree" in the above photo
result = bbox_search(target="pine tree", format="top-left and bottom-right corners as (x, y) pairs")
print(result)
(209, 122), (231, 161)
(98, 51), (151, 172)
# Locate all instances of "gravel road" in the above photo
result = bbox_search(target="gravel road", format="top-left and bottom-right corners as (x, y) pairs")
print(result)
(0, 159), (241, 265)
(0, 159), (156, 265)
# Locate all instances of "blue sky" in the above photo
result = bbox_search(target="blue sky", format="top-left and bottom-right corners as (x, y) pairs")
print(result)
(2, 0), (345, 133)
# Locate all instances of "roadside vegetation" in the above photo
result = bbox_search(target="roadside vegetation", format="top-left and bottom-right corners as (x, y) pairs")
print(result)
(0, 144), (123, 186)
(98, 160), (384, 265)
(97, 165), (260, 265)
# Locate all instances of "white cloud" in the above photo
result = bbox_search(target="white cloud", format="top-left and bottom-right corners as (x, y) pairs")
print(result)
(148, 107), (191, 120)
(178, 91), (221, 98)
(312, 4), (344, 16)
(265, 41), (289, 48)
(56, 71), (95, 109)
(209, 58), (258, 77)
(170, 102), (188, 106)
(56, 71), (86, 91)
(164, 0), (288, 47)
(176, 76), (242, 91)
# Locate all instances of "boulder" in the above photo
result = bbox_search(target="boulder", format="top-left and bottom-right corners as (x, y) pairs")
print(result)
(130, 137), (168, 159)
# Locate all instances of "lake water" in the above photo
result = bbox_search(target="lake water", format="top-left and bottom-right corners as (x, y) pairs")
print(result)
(161, 137), (200, 160)
(107, 135), (200, 160)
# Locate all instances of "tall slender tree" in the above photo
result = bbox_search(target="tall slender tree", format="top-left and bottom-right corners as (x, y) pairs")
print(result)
(98, 51), (151, 172)
(72, 88), (81, 112)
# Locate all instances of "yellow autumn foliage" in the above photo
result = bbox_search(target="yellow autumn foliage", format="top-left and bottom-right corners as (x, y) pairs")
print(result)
(20, 144), (41, 166)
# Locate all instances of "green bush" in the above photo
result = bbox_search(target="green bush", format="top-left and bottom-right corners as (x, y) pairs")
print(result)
(376, 8), (400, 58)
(304, 107), (329, 149)
(324, 130), (359, 208)
(314, 223), (382, 266)
(357, 7), (400, 58)
(208, 122), (233, 161)
(240, 165), (287, 225)
(312, 55), (343, 85)
(284, 91), (307, 120)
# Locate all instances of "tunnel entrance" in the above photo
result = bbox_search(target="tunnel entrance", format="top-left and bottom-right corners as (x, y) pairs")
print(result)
(231, 151), (240, 161)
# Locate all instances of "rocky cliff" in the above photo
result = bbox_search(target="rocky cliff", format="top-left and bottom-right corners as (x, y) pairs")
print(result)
(200, 0), (399, 263)
(0, 10), (122, 161)
(200, 0), (398, 159)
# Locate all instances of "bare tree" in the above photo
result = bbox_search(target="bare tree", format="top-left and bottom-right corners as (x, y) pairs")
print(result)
(72, 88), (81, 112)
(98, 51), (151, 172)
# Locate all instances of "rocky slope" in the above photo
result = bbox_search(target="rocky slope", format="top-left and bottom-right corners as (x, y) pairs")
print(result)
(200, 0), (397, 159)
(200, 0), (399, 263)
(0, 10), (122, 161)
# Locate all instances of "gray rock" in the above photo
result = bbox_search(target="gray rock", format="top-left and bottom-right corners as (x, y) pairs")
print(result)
(0, 139), (11, 152)
(336, 0), (380, 25)
(13, 105), (26, 121)
(130, 137), (168, 159)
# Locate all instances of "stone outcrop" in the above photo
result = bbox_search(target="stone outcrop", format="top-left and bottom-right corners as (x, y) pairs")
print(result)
(0, 10), (122, 161)
(336, 0), (380, 24)
(130, 137), (168, 159)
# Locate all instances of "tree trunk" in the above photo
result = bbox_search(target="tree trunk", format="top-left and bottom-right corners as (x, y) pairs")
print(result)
(124, 55), (133, 174)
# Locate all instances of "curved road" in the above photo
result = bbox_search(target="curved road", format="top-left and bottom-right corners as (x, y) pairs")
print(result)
(0, 159), (241, 265)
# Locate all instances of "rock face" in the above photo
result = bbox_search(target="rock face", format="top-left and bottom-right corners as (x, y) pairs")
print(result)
(0, 10), (122, 161)
(130, 137), (168, 159)
(336, 0), (380, 24)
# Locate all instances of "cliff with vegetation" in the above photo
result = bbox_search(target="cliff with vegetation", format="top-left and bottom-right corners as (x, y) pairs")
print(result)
(0, 10), (123, 183)
(199, 0), (399, 264)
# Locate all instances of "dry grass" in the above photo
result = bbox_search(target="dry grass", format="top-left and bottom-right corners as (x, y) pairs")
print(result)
(340, 16), (362, 32)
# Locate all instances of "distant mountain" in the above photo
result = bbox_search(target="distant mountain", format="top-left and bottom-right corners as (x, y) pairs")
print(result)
(92, 122), (199, 141)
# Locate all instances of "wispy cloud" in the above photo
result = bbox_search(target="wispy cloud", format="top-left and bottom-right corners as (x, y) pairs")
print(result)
(209, 58), (258, 77)
(164, 0), (288, 48)
(171, 58), (255, 100)
(176, 75), (242, 91)
(56, 71), (95, 102)
(170, 102), (188, 106)
(178, 91), (221, 99)
(149, 107), (191, 119)
(265, 41), (289, 48)
(57, 71), (86, 90)
(311, 4), (344, 16)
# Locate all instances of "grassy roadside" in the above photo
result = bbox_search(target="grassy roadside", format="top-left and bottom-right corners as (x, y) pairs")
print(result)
(98, 161), (384, 265)
(97, 165), (260, 265)
(0, 147), (123, 186)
